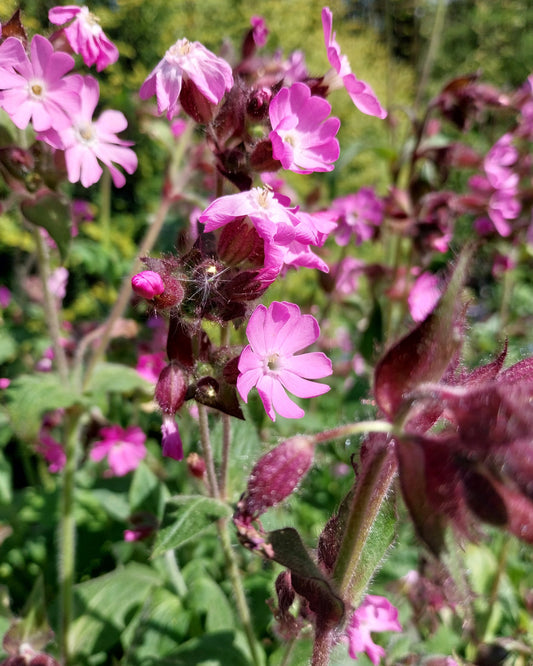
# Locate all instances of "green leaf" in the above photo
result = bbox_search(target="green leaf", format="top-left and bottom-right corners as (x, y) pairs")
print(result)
(5, 373), (82, 441)
(0, 328), (16, 364)
(21, 191), (71, 262)
(167, 630), (251, 666)
(85, 362), (152, 398)
(0, 450), (12, 504)
(151, 495), (232, 558)
(69, 563), (161, 657)
(187, 575), (235, 632)
(129, 460), (169, 517)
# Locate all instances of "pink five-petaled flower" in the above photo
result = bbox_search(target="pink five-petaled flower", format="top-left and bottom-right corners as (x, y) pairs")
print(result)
(90, 425), (147, 476)
(40, 75), (137, 187)
(139, 38), (233, 121)
(0, 34), (81, 132)
(345, 595), (402, 664)
(321, 7), (386, 119)
(49, 5), (119, 72)
(269, 82), (340, 174)
(332, 187), (384, 246)
(237, 301), (332, 421)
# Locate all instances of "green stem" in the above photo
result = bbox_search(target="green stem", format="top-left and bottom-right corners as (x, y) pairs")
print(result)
(218, 517), (263, 666)
(278, 636), (297, 666)
(332, 443), (397, 600)
(32, 226), (69, 384)
(219, 324), (232, 500)
(59, 409), (82, 665)
(414, 0), (447, 110)
(100, 169), (111, 254)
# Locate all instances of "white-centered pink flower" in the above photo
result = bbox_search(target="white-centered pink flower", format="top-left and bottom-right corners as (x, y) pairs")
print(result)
(237, 301), (332, 421)
(90, 425), (147, 476)
(269, 82), (340, 174)
(321, 7), (386, 119)
(345, 595), (401, 664)
(49, 5), (119, 71)
(139, 38), (233, 120)
(40, 75), (137, 187)
(332, 187), (384, 246)
(0, 34), (81, 132)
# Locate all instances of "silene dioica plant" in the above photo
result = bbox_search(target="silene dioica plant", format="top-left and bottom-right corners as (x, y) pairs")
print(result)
(1, 4), (533, 666)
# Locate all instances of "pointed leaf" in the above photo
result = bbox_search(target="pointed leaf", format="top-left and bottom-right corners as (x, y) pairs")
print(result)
(151, 495), (232, 557)
(374, 245), (473, 421)
(21, 191), (71, 262)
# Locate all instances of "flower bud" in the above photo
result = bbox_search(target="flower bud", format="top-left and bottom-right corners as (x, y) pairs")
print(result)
(131, 270), (165, 299)
(237, 436), (315, 520)
(246, 87), (272, 120)
(217, 218), (263, 266)
(155, 363), (188, 414)
(187, 452), (206, 479)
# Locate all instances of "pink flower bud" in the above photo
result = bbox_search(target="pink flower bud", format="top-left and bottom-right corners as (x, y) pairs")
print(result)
(155, 363), (188, 414)
(187, 452), (206, 478)
(132, 270), (165, 299)
(238, 436), (315, 520)
(161, 415), (183, 461)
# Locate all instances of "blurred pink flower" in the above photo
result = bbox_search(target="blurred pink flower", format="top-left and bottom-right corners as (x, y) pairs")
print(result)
(408, 271), (441, 322)
(161, 414), (184, 461)
(332, 188), (384, 246)
(0, 34), (81, 131)
(49, 5), (119, 71)
(251, 16), (268, 47)
(0, 286), (11, 308)
(139, 38), (233, 120)
(345, 595), (401, 664)
(37, 429), (66, 473)
(269, 82), (340, 174)
(237, 301), (332, 421)
(90, 425), (146, 476)
(49, 266), (68, 301)
(0, 378), (10, 390)
(136, 352), (166, 384)
(321, 7), (386, 119)
(40, 75), (137, 187)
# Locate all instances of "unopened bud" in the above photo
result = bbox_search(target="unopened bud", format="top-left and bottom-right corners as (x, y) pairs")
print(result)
(247, 87), (272, 120)
(161, 415), (183, 461)
(187, 452), (206, 478)
(155, 363), (188, 414)
(132, 270), (165, 299)
(238, 436), (315, 520)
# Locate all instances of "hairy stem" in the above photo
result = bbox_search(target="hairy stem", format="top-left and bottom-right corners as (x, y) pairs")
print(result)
(197, 403), (220, 498)
(312, 420), (393, 445)
(332, 443), (397, 601)
(218, 518), (263, 666)
(310, 625), (333, 666)
(58, 409), (82, 665)
(32, 226), (69, 384)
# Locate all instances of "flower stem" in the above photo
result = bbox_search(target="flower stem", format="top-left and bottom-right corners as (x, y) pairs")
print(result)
(58, 409), (82, 665)
(197, 403), (220, 498)
(310, 625), (333, 666)
(217, 517), (264, 666)
(332, 442), (397, 601)
(32, 226), (69, 384)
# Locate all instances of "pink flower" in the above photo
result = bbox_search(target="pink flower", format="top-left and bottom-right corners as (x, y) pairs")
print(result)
(332, 187), (384, 246)
(36, 429), (66, 473)
(199, 187), (329, 273)
(269, 83), (340, 174)
(345, 595), (402, 664)
(321, 7), (386, 119)
(136, 352), (166, 384)
(90, 425), (146, 476)
(250, 16), (268, 47)
(49, 5), (119, 72)
(40, 75), (137, 187)
(237, 301), (332, 421)
(0, 286), (11, 308)
(161, 415), (184, 461)
(408, 271), (441, 322)
(0, 34), (81, 131)
(139, 38), (233, 120)
(0, 378), (10, 390)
